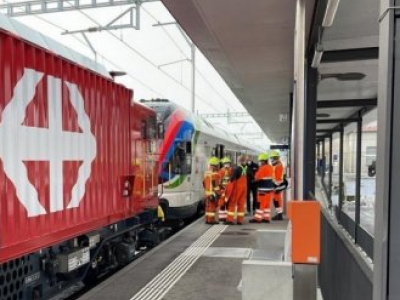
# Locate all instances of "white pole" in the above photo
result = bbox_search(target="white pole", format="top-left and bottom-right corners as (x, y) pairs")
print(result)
(191, 43), (196, 113)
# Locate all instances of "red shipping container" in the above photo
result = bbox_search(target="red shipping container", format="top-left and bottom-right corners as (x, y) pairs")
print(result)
(0, 28), (158, 263)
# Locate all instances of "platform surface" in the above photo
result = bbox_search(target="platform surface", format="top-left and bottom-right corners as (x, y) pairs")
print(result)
(79, 217), (289, 300)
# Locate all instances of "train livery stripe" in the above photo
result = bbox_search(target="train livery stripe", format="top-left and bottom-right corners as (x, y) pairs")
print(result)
(158, 109), (185, 172)
(159, 108), (195, 186)
(130, 225), (227, 300)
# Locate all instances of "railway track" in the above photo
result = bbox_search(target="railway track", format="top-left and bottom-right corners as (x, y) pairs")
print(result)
(62, 216), (201, 300)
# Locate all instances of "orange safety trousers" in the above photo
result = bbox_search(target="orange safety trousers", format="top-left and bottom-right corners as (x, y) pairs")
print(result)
(274, 191), (284, 214)
(254, 192), (272, 222)
(273, 162), (284, 214)
(254, 164), (274, 221)
(203, 170), (221, 224)
(218, 167), (233, 221)
(205, 197), (219, 223)
(226, 175), (247, 224)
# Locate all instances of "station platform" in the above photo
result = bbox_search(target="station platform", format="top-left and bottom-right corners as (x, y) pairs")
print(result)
(78, 217), (317, 300)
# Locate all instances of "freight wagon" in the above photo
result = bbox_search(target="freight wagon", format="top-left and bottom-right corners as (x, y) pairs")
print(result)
(0, 15), (161, 300)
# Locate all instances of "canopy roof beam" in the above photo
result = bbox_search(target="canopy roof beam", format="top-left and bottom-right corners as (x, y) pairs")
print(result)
(0, 0), (159, 17)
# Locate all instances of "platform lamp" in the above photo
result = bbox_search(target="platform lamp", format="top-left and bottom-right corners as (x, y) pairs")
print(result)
(311, 43), (324, 69)
(322, 0), (341, 27)
(311, 25), (324, 69)
(109, 70), (127, 81)
(320, 72), (366, 81)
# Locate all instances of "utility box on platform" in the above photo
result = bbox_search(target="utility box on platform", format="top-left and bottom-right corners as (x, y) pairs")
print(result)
(289, 201), (320, 264)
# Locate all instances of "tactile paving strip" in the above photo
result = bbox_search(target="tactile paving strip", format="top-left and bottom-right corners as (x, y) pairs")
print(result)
(130, 225), (227, 300)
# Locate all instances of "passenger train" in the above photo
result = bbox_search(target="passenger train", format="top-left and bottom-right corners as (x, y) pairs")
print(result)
(142, 100), (260, 221)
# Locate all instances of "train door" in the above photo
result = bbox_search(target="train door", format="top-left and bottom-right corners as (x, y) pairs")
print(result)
(146, 117), (159, 201)
(191, 141), (207, 202)
(132, 118), (158, 207)
(215, 144), (225, 160)
(133, 121), (147, 203)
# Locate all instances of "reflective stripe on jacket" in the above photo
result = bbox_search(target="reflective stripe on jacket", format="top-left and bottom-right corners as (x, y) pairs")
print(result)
(273, 161), (284, 184)
(203, 170), (222, 197)
(255, 164), (275, 192)
(219, 166), (233, 187)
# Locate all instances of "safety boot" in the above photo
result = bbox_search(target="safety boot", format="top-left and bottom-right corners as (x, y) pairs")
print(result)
(249, 219), (259, 223)
(272, 214), (283, 221)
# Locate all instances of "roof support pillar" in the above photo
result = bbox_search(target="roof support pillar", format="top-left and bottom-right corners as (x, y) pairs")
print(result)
(374, 0), (400, 299)
(338, 125), (344, 215)
(355, 113), (363, 243)
(292, 1), (319, 300)
(328, 134), (333, 202)
(303, 53), (318, 200)
(291, 0), (306, 201)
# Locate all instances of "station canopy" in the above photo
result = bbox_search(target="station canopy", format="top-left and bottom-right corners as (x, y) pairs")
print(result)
(161, 0), (378, 143)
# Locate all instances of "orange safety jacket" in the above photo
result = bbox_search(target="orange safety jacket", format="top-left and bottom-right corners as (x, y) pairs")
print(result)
(255, 164), (275, 192)
(203, 170), (222, 200)
(231, 165), (247, 193)
(273, 161), (284, 184)
(219, 166), (233, 188)
(273, 161), (288, 192)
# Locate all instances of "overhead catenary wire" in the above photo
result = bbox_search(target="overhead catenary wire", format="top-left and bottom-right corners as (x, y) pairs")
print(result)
(1, 0), (219, 110)
(63, 1), (218, 109)
(1, 1), (270, 148)
(141, 6), (235, 109)
(135, 7), (265, 134)
(1, 0), (165, 97)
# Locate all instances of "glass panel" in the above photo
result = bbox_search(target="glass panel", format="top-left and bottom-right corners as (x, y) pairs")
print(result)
(163, 141), (192, 175)
(360, 109), (377, 236)
(148, 117), (157, 139)
(342, 123), (357, 223)
(331, 133), (340, 207)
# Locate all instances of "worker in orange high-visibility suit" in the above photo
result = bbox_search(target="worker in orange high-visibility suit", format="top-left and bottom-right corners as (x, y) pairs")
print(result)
(218, 157), (233, 222)
(203, 157), (222, 224)
(250, 153), (275, 223)
(270, 150), (287, 221)
(225, 155), (247, 225)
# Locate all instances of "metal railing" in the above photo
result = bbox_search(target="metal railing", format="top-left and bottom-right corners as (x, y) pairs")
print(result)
(319, 209), (373, 300)
(337, 209), (374, 259)
(313, 185), (373, 300)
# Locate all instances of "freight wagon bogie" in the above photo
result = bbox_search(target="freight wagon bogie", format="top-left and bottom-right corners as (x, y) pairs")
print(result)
(0, 210), (161, 300)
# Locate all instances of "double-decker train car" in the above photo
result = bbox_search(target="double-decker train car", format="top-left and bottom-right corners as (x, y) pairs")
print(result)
(142, 99), (260, 220)
(0, 16), (160, 299)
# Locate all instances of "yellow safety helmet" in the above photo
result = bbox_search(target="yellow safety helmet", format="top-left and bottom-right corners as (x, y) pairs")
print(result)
(209, 156), (220, 166)
(269, 150), (280, 158)
(258, 153), (269, 161)
(221, 157), (231, 164)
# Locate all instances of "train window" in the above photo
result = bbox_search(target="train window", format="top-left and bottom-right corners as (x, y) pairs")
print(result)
(148, 117), (157, 139)
(186, 142), (192, 155)
(141, 121), (147, 139)
(215, 144), (224, 158)
(163, 142), (192, 175)
(158, 122), (165, 139)
(225, 150), (234, 162)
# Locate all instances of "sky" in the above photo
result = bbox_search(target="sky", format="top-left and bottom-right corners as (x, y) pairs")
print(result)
(0, 0), (271, 149)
